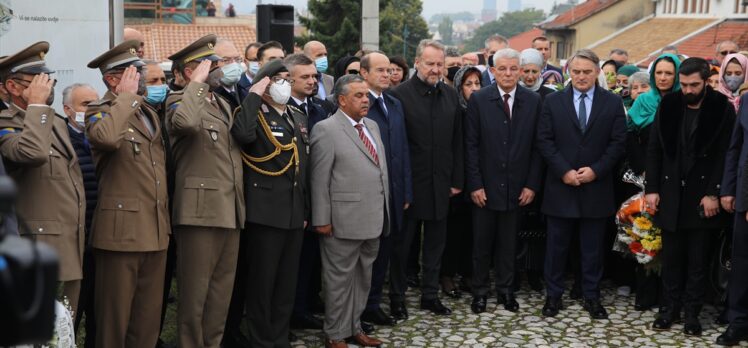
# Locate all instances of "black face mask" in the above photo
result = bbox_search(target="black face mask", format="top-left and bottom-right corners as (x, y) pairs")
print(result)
(447, 66), (460, 82)
(684, 85), (706, 106)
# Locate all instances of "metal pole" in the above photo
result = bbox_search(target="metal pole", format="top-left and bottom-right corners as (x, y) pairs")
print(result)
(110, 0), (124, 47)
(361, 0), (379, 50)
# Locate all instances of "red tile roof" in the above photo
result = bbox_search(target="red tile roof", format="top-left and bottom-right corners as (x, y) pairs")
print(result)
(636, 19), (748, 67)
(508, 28), (544, 51)
(541, 0), (621, 29)
(128, 24), (256, 62)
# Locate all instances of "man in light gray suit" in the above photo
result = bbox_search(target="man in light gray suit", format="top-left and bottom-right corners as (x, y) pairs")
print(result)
(311, 74), (390, 348)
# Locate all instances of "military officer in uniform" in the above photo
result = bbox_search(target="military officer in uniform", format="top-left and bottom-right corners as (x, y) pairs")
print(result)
(85, 40), (170, 348)
(165, 35), (245, 348)
(0, 42), (86, 313)
(231, 59), (309, 347)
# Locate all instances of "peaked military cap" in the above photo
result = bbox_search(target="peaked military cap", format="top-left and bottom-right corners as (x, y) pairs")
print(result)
(253, 59), (288, 82)
(0, 41), (55, 77)
(87, 39), (145, 73)
(168, 34), (221, 64)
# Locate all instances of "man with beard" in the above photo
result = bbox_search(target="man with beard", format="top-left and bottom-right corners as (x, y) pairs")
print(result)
(86, 40), (170, 347)
(0, 41), (86, 316)
(645, 57), (736, 336)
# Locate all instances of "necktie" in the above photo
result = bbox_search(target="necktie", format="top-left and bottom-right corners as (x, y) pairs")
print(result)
(578, 93), (588, 133)
(354, 124), (379, 165)
(377, 96), (388, 117)
(299, 102), (308, 116)
(502, 93), (511, 119)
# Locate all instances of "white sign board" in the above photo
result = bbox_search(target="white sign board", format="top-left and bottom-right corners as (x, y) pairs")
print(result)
(0, 0), (111, 111)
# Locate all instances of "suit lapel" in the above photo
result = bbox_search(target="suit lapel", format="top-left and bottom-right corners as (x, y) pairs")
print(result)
(335, 111), (377, 165)
(563, 87), (582, 133)
(584, 87), (605, 133)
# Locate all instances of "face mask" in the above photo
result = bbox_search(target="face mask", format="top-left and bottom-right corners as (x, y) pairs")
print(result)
(684, 86), (706, 106)
(447, 66), (460, 82)
(725, 75), (743, 92)
(248, 61), (260, 76)
(74, 112), (85, 127)
(315, 56), (328, 73)
(206, 67), (224, 90)
(145, 84), (168, 105)
(220, 62), (244, 86)
(269, 80), (292, 105)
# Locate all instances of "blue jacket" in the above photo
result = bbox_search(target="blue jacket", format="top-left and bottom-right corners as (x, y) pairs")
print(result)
(366, 91), (413, 231)
(536, 86), (626, 218)
(465, 84), (543, 211)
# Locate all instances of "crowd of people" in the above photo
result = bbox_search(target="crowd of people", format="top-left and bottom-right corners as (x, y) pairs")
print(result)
(1, 26), (748, 348)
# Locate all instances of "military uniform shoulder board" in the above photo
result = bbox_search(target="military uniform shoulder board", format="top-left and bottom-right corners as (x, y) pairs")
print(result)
(0, 108), (16, 119)
(287, 105), (303, 115)
(86, 98), (111, 107)
(261, 104), (269, 113)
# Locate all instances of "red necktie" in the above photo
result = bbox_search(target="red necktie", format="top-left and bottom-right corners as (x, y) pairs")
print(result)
(503, 93), (511, 119)
(354, 124), (379, 165)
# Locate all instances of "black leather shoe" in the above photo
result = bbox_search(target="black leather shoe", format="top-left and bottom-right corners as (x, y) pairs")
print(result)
(420, 298), (452, 315)
(634, 302), (655, 311)
(290, 313), (323, 330)
(221, 328), (251, 348)
(652, 317), (674, 331)
(497, 294), (519, 312)
(360, 321), (375, 335)
(542, 297), (563, 317)
(362, 308), (396, 326)
(583, 299), (608, 319)
(716, 326), (748, 346)
(683, 318), (702, 336)
(390, 301), (408, 321)
(471, 296), (487, 314)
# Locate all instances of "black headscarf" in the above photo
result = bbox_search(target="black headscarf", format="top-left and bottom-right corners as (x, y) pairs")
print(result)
(334, 55), (360, 81)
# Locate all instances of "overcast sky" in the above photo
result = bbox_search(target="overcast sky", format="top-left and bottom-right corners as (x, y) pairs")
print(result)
(234, 0), (556, 20)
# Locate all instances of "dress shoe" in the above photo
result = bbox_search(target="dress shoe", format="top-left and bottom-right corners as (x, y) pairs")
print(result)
(634, 302), (655, 311)
(497, 293), (519, 312)
(290, 312), (323, 330)
(542, 297), (563, 317)
(390, 301), (408, 320)
(362, 307), (396, 326)
(583, 299), (608, 319)
(406, 274), (420, 288)
(471, 296), (487, 314)
(420, 298), (452, 315)
(441, 276), (462, 299)
(716, 326), (748, 346)
(325, 337), (348, 348)
(221, 328), (251, 348)
(652, 316), (675, 331)
(361, 321), (375, 335)
(349, 332), (383, 347)
(683, 318), (702, 336)
(715, 309), (730, 325)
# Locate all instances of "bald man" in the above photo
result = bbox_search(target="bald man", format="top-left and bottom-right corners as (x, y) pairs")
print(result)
(123, 28), (145, 58)
(303, 40), (334, 100)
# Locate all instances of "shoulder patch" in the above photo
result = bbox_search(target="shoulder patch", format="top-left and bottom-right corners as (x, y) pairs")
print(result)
(87, 111), (110, 124)
(168, 100), (182, 110)
(0, 127), (21, 137)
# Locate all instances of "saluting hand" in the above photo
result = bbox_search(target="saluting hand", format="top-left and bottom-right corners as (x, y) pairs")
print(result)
(190, 60), (212, 84)
(249, 77), (271, 96)
(115, 65), (141, 95)
(23, 73), (54, 105)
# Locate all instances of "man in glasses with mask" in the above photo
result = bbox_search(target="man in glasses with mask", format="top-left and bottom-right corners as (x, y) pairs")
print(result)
(0, 41), (86, 318)
(232, 59), (309, 348)
(164, 34), (246, 348)
(213, 37), (248, 109)
(86, 39), (170, 348)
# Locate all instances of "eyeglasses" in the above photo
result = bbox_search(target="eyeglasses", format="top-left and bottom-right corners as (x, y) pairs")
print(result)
(271, 76), (294, 85)
(12, 77), (57, 87)
(720, 50), (738, 56)
(220, 56), (243, 64)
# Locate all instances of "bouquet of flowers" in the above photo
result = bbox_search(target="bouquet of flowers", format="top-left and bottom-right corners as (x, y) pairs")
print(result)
(614, 170), (663, 266)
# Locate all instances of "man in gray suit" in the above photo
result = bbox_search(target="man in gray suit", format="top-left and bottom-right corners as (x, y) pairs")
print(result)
(311, 74), (389, 348)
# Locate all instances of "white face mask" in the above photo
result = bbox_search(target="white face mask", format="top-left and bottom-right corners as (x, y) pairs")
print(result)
(74, 111), (85, 126)
(269, 80), (292, 105)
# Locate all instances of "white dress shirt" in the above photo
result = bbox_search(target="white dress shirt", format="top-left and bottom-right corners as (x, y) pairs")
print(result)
(573, 85), (595, 126)
(497, 85), (517, 117)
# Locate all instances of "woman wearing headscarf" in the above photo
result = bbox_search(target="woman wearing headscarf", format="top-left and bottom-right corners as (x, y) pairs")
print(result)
(541, 70), (563, 90)
(717, 53), (748, 111)
(441, 65), (482, 297)
(602, 59), (623, 89)
(616, 65), (640, 108)
(518, 49), (555, 102)
(625, 53), (681, 311)
(333, 55), (360, 81)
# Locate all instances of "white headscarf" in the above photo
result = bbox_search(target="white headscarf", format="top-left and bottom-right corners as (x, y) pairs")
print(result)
(518, 49), (544, 92)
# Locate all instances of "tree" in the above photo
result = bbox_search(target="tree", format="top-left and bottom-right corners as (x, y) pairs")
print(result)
(297, 0), (363, 70)
(379, 0), (430, 64)
(462, 8), (545, 52)
(437, 16), (453, 45)
(429, 11), (475, 24)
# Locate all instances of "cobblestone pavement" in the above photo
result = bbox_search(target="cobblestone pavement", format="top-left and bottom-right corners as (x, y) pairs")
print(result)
(290, 283), (748, 348)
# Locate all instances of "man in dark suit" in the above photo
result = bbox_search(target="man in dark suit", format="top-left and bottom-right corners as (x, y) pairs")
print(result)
(535, 49), (626, 320)
(284, 53), (328, 331)
(531, 36), (563, 75)
(239, 42), (262, 96)
(480, 35), (509, 87)
(213, 38), (249, 110)
(464, 48), (543, 314)
(359, 51), (412, 327)
(389, 40), (463, 318)
(231, 59), (309, 348)
(646, 58), (735, 337)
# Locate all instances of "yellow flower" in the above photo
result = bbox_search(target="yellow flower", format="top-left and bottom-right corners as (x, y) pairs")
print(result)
(633, 216), (653, 230)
